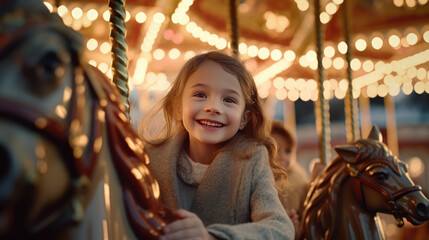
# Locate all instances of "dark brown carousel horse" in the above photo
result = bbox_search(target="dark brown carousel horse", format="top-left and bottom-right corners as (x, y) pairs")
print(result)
(298, 126), (429, 240)
(0, 0), (177, 239)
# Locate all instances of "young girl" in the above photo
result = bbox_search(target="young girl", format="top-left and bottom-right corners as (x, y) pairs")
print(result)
(271, 120), (308, 232)
(271, 120), (325, 235)
(139, 51), (294, 240)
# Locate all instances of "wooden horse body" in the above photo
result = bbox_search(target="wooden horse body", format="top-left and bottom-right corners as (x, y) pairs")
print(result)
(298, 126), (429, 240)
(0, 0), (176, 239)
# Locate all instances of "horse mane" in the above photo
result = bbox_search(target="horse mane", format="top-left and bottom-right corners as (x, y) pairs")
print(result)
(298, 156), (347, 239)
(83, 66), (176, 238)
(299, 139), (395, 239)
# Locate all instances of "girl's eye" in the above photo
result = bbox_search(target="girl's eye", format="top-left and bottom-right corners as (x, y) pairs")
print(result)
(224, 97), (237, 104)
(194, 92), (206, 98)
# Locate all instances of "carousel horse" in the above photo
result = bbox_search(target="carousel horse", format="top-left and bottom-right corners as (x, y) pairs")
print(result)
(298, 126), (429, 240)
(0, 0), (177, 239)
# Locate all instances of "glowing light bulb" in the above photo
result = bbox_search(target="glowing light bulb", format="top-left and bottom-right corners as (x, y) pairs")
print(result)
(355, 38), (367, 51)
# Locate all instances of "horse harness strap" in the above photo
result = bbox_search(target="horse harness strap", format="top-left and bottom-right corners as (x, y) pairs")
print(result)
(0, 68), (102, 179)
(354, 173), (422, 206)
(0, 98), (79, 177)
(0, 65), (105, 235)
(348, 158), (423, 209)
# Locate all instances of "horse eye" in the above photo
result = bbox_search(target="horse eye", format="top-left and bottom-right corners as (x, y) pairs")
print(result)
(373, 172), (388, 181)
(25, 51), (66, 95)
(38, 51), (63, 79)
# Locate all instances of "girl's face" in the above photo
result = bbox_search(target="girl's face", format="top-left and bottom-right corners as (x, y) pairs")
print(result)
(179, 60), (249, 149)
(272, 133), (292, 170)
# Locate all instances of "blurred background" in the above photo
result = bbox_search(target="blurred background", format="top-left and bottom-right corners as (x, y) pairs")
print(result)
(42, 0), (429, 238)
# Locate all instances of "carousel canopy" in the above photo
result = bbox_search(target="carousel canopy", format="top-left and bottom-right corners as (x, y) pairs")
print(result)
(42, 0), (429, 102)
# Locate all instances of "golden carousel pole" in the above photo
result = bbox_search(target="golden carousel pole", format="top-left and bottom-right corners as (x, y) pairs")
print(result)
(314, 0), (331, 164)
(343, 0), (360, 142)
(109, 0), (131, 121)
(229, 0), (239, 58)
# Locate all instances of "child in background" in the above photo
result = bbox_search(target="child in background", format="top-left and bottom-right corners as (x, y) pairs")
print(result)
(139, 51), (294, 240)
(271, 120), (324, 234)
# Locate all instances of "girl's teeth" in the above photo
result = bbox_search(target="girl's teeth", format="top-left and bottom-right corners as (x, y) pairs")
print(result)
(200, 120), (222, 127)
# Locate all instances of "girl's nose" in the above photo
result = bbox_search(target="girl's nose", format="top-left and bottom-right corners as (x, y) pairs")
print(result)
(204, 99), (221, 114)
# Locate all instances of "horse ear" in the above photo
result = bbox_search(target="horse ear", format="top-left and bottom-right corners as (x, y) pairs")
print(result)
(367, 125), (383, 142)
(335, 145), (359, 163)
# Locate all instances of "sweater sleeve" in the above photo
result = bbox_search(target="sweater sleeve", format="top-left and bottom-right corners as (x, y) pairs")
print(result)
(206, 147), (295, 240)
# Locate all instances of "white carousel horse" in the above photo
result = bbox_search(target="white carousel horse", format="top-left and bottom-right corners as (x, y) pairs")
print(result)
(0, 0), (177, 239)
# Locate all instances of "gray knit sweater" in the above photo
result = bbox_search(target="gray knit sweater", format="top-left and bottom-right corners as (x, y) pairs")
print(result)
(145, 134), (294, 240)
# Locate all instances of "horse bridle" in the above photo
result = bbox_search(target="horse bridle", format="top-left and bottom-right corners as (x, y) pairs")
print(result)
(347, 157), (423, 227)
(0, 65), (103, 236)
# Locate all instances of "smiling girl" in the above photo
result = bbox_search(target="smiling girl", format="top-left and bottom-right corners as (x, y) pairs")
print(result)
(139, 51), (293, 240)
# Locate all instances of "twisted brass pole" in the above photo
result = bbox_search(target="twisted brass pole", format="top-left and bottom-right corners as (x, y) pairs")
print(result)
(109, 0), (130, 120)
(343, 0), (360, 142)
(229, 0), (239, 58)
(314, 0), (331, 164)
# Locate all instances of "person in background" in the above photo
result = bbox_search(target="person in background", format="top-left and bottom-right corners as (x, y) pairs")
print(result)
(270, 120), (324, 234)
(139, 51), (294, 240)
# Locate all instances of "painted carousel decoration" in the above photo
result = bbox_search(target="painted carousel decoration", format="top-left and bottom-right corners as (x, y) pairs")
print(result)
(0, 0), (178, 239)
(298, 126), (429, 240)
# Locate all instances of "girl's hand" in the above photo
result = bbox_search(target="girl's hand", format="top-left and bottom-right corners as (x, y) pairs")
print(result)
(161, 209), (210, 240)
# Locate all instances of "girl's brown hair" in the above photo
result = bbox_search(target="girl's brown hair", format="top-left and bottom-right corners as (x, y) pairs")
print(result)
(139, 51), (287, 184)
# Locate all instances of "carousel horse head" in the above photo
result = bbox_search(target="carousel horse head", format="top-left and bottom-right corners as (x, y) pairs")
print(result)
(298, 126), (429, 240)
(0, 0), (175, 238)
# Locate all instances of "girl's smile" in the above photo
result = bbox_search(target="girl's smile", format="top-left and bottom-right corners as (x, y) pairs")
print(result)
(197, 119), (224, 128)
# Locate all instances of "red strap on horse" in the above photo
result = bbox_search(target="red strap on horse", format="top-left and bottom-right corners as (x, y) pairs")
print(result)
(348, 160), (423, 208)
